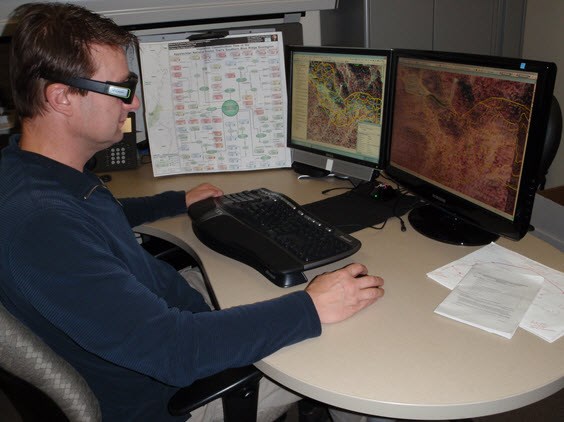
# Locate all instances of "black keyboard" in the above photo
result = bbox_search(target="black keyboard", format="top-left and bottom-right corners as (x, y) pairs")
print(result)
(187, 188), (361, 287)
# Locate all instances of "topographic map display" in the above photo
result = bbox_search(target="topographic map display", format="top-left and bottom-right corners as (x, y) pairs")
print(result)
(306, 61), (384, 155)
(139, 33), (290, 176)
(390, 63), (535, 217)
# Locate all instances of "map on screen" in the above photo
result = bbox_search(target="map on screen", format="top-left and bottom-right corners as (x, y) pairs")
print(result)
(306, 61), (385, 152)
(390, 59), (536, 217)
(290, 51), (388, 165)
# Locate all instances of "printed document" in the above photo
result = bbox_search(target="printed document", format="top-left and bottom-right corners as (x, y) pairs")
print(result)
(435, 263), (544, 338)
(428, 242), (564, 342)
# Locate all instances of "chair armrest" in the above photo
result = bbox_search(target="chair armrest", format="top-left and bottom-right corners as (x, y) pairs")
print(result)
(138, 232), (263, 419)
(137, 232), (199, 270)
(168, 365), (262, 416)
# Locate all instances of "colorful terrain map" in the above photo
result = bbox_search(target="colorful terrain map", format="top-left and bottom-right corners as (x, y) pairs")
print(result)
(306, 61), (384, 150)
(390, 65), (534, 216)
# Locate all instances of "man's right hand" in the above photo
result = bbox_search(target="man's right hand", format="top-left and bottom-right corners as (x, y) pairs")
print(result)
(305, 263), (384, 324)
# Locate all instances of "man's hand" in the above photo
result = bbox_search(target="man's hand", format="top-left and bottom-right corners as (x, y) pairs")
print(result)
(305, 263), (384, 324)
(185, 183), (223, 208)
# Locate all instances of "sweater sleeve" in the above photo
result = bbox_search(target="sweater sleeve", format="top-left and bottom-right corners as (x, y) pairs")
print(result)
(119, 191), (187, 227)
(8, 209), (321, 387)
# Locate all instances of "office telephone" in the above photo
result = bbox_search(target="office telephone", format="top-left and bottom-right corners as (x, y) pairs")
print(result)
(89, 113), (139, 172)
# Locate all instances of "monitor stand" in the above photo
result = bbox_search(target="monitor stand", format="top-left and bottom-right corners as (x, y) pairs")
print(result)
(408, 204), (499, 246)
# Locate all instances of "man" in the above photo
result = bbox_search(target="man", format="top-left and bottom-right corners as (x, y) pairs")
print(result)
(0, 3), (385, 421)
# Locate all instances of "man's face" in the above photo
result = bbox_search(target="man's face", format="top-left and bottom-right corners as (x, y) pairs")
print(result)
(75, 44), (140, 151)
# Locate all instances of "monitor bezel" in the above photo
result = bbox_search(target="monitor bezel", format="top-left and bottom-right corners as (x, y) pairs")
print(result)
(286, 45), (392, 180)
(385, 49), (557, 241)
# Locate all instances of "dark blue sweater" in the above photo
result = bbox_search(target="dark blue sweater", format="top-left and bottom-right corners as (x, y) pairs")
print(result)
(0, 137), (321, 421)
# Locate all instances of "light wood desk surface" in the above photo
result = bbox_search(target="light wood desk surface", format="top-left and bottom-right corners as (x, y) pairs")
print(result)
(107, 164), (563, 420)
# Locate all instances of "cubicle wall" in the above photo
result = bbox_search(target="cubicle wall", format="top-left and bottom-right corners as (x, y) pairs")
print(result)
(0, 0), (335, 34)
(0, 0), (312, 148)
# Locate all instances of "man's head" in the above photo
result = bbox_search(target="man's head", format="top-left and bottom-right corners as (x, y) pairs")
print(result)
(9, 2), (138, 119)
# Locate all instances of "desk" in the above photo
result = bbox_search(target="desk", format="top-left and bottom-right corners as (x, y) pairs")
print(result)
(107, 164), (563, 420)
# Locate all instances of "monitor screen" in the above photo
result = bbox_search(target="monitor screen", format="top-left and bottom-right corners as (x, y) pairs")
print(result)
(385, 49), (557, 245)
(287, 45), (391, 182)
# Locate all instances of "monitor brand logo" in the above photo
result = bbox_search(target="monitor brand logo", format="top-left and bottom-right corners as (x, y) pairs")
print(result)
(432, 194), (446, 204)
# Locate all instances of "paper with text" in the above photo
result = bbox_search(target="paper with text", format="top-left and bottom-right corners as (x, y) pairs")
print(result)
(435, 263), (544, 338)
(428, 242), (564, 342)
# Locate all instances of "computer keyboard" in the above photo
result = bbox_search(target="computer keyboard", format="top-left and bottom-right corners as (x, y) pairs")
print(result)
(187, 188), (361, 287)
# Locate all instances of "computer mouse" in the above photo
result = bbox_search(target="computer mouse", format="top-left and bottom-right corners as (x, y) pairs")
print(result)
(369, 184), (398, 201)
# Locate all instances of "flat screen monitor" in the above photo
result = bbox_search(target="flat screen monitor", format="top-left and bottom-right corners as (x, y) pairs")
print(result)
(287, 45), (391, 182)
(385, 49), (557, 245)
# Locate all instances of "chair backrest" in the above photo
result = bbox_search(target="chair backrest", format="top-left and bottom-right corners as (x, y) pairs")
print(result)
(538, 95), (562, 190)
(0, 302), (101, 422)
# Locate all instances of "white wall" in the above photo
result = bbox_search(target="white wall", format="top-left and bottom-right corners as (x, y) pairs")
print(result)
(522, 0), (564, 189)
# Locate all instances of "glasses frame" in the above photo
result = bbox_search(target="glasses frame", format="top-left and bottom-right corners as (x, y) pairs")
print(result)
(47, 72), (138, 104)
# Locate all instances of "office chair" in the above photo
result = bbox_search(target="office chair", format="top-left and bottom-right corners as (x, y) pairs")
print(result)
(0, 232), (262, 422)
(538, 95), (562, 190)
(0, 301), (102, 422)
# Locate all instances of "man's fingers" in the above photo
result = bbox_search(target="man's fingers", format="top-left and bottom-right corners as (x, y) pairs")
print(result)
(344, 263), (368, 278)
(355, 284), (385, 303)
(355, 274), (384, 289)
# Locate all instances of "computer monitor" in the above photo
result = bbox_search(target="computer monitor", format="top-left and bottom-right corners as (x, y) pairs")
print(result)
(385, 49), (557, 245)
(287, 45), (391, 182)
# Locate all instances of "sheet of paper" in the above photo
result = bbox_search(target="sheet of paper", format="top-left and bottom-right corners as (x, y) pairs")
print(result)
(139, 32), (290, 176)
(435, 263), (544, 338)
(428, 242), (564, 342)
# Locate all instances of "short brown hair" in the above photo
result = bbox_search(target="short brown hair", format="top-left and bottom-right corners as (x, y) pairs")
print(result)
(9, 2), (138, 118)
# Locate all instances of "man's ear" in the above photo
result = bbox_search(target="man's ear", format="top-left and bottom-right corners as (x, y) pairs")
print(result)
(44, 83), (74, 116)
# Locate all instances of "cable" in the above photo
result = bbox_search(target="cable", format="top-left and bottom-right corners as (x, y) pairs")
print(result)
(368, 219), (388, 231)
(398, 215), (407, 232)
(381, 171), (414, 233)
(321, 178), (356, 195)
(321, 186), (352, 195)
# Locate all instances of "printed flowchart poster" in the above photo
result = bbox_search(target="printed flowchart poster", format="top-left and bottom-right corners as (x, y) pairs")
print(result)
(139, 32), (290, 176)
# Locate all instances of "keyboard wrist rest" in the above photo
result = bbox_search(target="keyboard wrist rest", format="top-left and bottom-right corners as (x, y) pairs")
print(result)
(191, 214), (308, 288)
